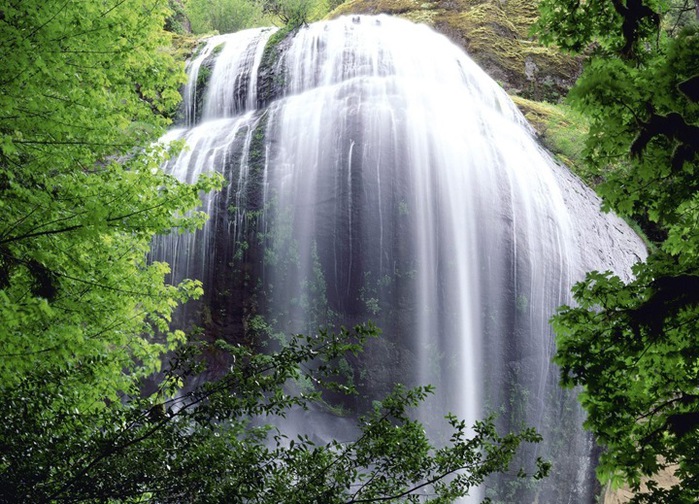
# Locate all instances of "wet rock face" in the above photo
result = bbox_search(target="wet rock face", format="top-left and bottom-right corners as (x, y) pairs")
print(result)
(256, 31), (295, 109)
(331, 0), (581, 101)
(158, 16), (646, 502)
(193, 54), (217, 124)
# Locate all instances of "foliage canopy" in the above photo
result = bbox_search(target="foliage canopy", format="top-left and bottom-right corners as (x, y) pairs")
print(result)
(0, 0), (211, 399)
(536, 1), (699, 502)
(185, 0), (268, 34)
(183, 0), (330, 34)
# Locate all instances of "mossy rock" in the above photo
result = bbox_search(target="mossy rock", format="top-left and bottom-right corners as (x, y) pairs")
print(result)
(510, 95), (595, 184)
(171, 32), (202, 61)
(330, 0), (580, 101)
(257, 26), (297, 108)
(510, 95), (565, 136)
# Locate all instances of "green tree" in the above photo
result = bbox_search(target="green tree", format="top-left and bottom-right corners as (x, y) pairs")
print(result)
(0, 0), (212, 401)
(165, 0), (191, 34)
(261, 0), (321, 26)
(535, 1), (699, 502)
(185, 0), (267, 34)
(0, 0), (217, 496)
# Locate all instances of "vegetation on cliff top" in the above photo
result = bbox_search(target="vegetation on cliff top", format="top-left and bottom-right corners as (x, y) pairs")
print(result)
(182, 0), (338, 34)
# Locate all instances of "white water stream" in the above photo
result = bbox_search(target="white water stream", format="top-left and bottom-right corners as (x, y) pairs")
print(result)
(155, 15), (646, 502)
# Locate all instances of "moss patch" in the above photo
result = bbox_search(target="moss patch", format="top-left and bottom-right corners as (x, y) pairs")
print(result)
(171, 32), (203, 61)
(511, 96), (595, 183)
(257, 26), (296, 107)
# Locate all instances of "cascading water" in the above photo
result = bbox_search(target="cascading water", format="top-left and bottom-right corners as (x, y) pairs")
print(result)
(154, 15), (647, 502)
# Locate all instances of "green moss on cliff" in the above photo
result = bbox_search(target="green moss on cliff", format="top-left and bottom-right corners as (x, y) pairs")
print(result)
(171, 32), (202, 61)
(511, 96), (595, 184)
(257, 26), (296, 106)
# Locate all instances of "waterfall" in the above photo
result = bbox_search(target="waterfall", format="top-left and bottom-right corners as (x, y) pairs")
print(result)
(156, 15), (646, 502)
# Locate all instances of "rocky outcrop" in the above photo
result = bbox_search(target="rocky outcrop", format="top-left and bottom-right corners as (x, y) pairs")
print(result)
(330, 0), (580, 101)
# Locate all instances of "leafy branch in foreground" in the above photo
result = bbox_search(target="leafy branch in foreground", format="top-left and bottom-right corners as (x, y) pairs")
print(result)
(0, 324), (549, 504)
(536, 1), (698, 502)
